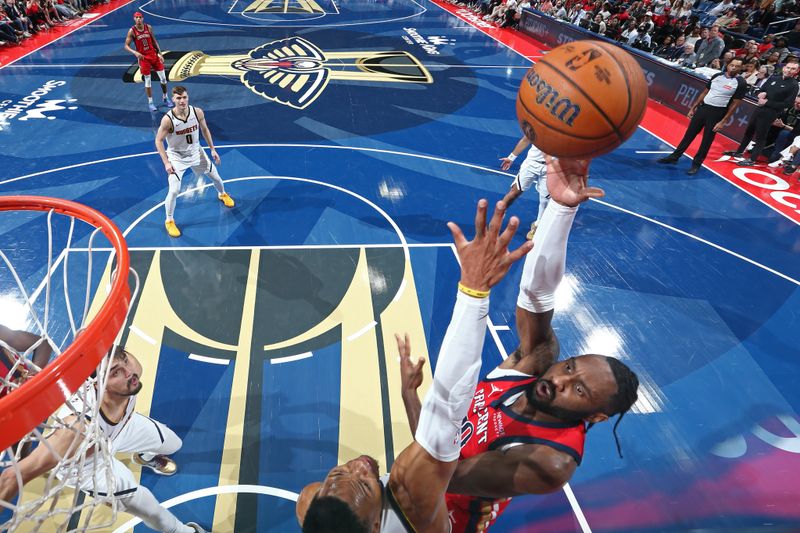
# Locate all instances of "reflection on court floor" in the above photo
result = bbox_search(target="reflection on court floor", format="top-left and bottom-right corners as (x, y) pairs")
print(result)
(1, 0), (799, 531)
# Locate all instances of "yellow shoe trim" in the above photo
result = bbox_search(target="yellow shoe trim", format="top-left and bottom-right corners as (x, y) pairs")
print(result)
(218, 193), (234, 208)
(165, 220), (181, 237)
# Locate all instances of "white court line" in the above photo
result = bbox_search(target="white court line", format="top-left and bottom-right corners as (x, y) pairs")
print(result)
(28, 249), (67, 305)
(270, 352), (314, 364)
(392, 278), (408, 303)
(0, 0), (136, 71)
(227, 0), (238, 13)
(4, 63), (529, 69)
(3, 64), (131, 68)
(111, 484), (298, 532)
(563, 483), (594, 533)
(137, 0), (425, 28)
(635, 150), (673, 154)
(487, 318), (508, 359)
(120, 175), (412, 266)
(491, 324), (511, 331)
(188, 353), (231, 365)
(4, 144), (798, 286)
(637, 123), (800, 227)
(65, 243), (452, 252)
(129, 325), (156, 345)
(347, 320), (377, 342)
(592, 198), (800, 286)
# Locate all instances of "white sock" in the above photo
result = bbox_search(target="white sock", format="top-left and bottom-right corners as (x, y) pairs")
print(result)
(165, 173), (180, 221)
(205, 162), (225, 195)
(517, 201), (578, 313)
(119, 486), (193, 533)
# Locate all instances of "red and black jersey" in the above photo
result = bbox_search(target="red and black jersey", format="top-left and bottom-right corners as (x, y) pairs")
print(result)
(130, 24), (158, 57)
(446, 369), (587, 532)
(0, 347), (32, 398)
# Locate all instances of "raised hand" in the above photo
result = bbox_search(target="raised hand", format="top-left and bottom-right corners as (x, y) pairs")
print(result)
(545, 157), (603, 207)
(396, 333), (425, 395)
(447, 200), (533, 292)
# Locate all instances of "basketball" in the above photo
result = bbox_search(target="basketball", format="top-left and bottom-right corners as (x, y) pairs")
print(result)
(516, 40), (649, 158)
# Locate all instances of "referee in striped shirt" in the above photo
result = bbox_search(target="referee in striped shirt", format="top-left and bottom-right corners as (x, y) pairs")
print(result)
(658, 58), (747, 174)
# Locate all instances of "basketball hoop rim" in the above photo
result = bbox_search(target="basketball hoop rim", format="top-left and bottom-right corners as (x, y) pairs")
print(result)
(0, 196), (131, 451)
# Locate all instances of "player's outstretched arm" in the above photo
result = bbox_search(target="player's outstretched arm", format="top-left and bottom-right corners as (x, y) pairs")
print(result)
(504, 156), (596, 377)
(388, 200), (532, 531)
(500, 136), (532, 171)
(0, 421), (86, 503)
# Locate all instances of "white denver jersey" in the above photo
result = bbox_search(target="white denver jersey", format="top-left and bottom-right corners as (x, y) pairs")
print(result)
(519, 143), (546, 176)
(59, 382), (137, 446)
(165, 105), (206, 171)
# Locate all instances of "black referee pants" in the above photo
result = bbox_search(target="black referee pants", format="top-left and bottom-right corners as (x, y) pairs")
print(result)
(736, 106), (780, 161)
(672, 104), (728, 166)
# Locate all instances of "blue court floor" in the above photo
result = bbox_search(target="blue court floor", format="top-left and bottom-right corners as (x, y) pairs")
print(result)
(1, 1), (800, 532)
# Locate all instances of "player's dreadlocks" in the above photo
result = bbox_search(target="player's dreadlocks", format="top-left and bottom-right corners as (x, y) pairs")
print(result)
(599, 356), (639, 458)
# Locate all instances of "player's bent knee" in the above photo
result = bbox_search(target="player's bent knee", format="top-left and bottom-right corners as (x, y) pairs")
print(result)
(156, 69), (166, 84)
(143, 74), (152, 88)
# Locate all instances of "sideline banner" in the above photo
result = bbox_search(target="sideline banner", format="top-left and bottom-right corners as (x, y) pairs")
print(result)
(518, 9), (756, 140)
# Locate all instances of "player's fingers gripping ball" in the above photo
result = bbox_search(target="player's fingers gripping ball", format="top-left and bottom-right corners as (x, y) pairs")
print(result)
(516, 40), (648, 158)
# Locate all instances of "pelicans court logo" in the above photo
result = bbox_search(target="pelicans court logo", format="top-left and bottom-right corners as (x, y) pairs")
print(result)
(123, 36), (433, 109)
(241, 0), (325, 13)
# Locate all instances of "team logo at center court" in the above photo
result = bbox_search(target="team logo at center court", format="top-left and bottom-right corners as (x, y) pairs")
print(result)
(243, 0), (325, 13)
(122, 36), (432, 110)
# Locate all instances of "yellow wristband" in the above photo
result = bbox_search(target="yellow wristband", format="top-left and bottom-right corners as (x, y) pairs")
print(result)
(458, 282), (490, 298)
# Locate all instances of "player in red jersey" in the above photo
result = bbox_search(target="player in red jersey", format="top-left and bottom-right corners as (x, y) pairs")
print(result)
(124, 11), (172, 112)
(399, 158), (641, 532)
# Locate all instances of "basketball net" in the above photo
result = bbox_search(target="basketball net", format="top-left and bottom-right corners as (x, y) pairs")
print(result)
(0, 199), (137, 532)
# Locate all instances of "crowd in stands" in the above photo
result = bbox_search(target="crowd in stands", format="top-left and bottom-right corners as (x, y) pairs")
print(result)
(449, 0), (800, 87)
(0, 0), (110, 46)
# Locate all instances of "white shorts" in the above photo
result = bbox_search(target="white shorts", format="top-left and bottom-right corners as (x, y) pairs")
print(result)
(513, 157), (546, 192)
(56, 413), (180, 498)
(170, 149), (211, 179)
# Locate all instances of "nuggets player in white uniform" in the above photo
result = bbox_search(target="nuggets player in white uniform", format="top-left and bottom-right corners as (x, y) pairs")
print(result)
(0, 348), (208, 533)
(155, 85), (234, 238)
(499, 135), (551, 239)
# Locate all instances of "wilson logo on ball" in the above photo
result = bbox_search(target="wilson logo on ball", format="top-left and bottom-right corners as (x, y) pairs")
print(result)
(524, 69), (581, 127)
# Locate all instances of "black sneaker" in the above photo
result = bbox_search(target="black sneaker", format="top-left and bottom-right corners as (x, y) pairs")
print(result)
(783, 163), (796, 174)
(686, 165), (700, 175)
(657, 155), (679, 164)
(736, 159), (756, 166)
(723, 150), (742, 157)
